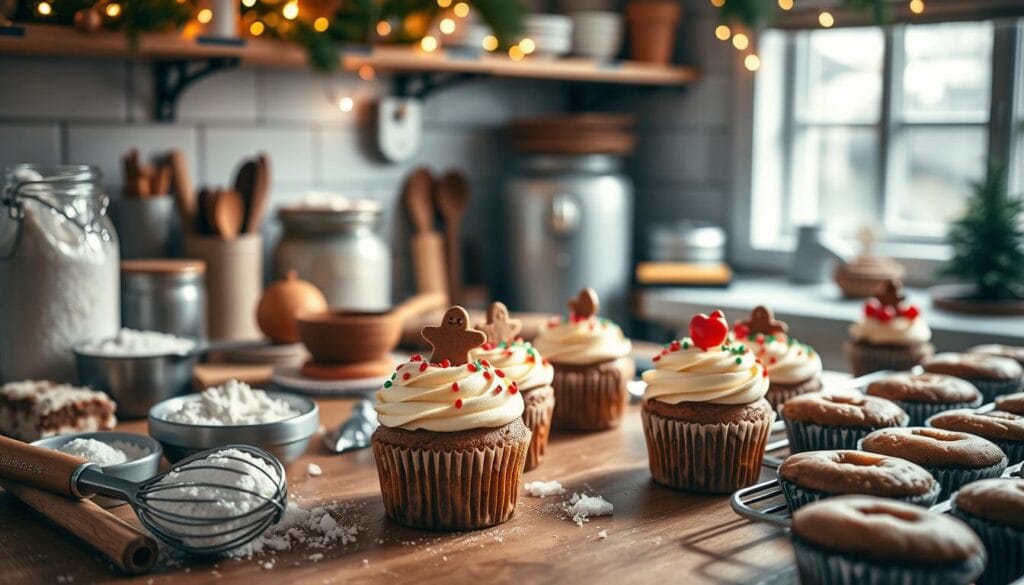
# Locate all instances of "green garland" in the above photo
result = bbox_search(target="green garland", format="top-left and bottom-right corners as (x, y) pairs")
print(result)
(13, 0), (194, 42)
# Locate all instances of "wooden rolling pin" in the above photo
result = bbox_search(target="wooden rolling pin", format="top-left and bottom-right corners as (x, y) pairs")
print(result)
(0, 479), (158, 575)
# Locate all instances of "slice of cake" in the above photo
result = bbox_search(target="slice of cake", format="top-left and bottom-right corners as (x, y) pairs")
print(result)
(0, 380), (117, 441)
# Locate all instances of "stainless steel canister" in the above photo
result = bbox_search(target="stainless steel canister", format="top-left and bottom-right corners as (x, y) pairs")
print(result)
(120, 259), (207, 340)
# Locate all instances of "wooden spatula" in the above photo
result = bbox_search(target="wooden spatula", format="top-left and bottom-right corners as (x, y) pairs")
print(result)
(168, 150), (196, 233)
(403, 167), (448, 302)
(434, 170), (471, 305)
(211, 188), (245, 240)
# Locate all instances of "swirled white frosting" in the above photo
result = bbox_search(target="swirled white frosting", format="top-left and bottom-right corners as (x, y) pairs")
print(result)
(642, 338), (770, 405)
(374, 357), (524, 432)
(737, 333), (823, 385)
(532, 317), (632, 366)
(468, 341), (554, 392)
(850, 317), (932, 345)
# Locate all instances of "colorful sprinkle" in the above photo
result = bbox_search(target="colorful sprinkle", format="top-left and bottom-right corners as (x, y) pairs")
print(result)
(669, 340), (681, 351)
(484, 371), (492, 380)
(653, 355), (661, 362)
(452, 382), (459, 392)
(495, 369), (506, 378)
(419, 362), (428, 372)
(391, 372), (397, 380)
(735, 357), (742, 365)
(440, 358), (451, 368)
(411, 354), (422, 362)
(510, 382), (519, 394)
(682, 341), (690, 349)
(770, 357), (777, 364)
(402, 372), (411, 380)
(467, 363), (478, 373)
(384, 381), (392, 388)
(455, 399), (463, 409)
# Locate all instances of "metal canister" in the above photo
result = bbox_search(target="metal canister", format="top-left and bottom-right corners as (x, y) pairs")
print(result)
(121, 259), (207, 340)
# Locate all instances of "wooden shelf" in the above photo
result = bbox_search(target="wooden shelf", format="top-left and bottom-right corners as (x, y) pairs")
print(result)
(0, 24), (699, 86)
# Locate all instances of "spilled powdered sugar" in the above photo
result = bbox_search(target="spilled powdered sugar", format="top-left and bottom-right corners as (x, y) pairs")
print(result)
(229, 500), (361, 558)
(162, 380), (299, 425)
(523, 480), (565, 497)
(563, 493), (613, 526)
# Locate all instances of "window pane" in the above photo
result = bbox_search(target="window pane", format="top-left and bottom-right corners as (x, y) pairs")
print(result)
(891, 126), (987, 231)
(791, 127), (879, 232)
(903, 22), (993, 119)
(801, 28), (884, 123)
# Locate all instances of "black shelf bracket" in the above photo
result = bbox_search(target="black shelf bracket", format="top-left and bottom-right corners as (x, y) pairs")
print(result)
(153, 57), (240, 122)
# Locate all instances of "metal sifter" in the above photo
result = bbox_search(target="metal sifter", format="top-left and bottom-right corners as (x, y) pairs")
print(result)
(0, 436), (287, 555)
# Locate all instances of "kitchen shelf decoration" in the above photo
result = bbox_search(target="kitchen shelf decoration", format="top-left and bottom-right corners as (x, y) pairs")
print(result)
(9, 0), (195, 40)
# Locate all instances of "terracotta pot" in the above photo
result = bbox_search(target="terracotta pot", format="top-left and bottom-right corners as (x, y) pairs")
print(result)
(257, 270), (328, 344)
(626, 1), (682, 64)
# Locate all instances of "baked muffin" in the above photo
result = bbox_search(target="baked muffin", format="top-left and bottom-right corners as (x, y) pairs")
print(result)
(778, 450), (939, 511)
(532, 288), (634, 432)
(865, 373), (982, 425)
(732, 305), (822, 411)
(969, 344), (1024, 367)
(791, 496), (986, 585)
(995, 391), (1024, 414)
(470, 302), (555, 471)
(641, 309), (774, 493)
(845, 280), (934, 376)
(372, 306), (531, 531)
(951, 479), (1024, 585)
(928, 408), (1024, 465)
(781, 391), (908, 452)
(922, 352), (1024, 403)
(860, 426), (1008, 499)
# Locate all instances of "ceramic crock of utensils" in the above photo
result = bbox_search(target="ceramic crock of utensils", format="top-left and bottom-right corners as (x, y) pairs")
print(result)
(0, 437), (287, 556)
(31, 432), (162, 508)
(403, 167), (449, 300)
(109, 195), (182, 259)
(434, 170), (471, 305)
(296, 292), (447, 365)
(184, 233), (263, 341)
(148, 392), (318, 463)
(323, 399), (379, 454)
(0, 479), (158, 574)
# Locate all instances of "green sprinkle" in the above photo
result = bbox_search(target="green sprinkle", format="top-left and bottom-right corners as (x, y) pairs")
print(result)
(735, 357), (742, 364)
(384, 381), (392, 388)
(682, 341), (690, 349)
(391, 373), (397, 380)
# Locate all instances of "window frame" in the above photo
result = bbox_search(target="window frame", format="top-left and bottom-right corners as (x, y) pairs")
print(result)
(731, 19), (1023, 282)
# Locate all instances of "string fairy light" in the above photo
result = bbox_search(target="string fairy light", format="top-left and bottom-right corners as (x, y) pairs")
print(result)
(282, 1), (299, 21)
(732, 32), (749, 50)
(337, 96), (354, 112)
(105, 3), (122, 18)
(818, 11), (834, 27)
(710, 0), (725, 7)
(744, 54), (761, 71)
(249, 20), (264, 35)
(197, 8), (213, 23)
(909, 0), (925, 14)
(439, 18), (456, 35)
(36, 1), (52, 16)
(376, 20), (391, 36)
(715, 25), (731, 40)
(508, 44), (525, 61)
(453, 2), (470, 18)
(519, 38), (536, 54)
(778, 0), (793, 10)
(420, 34), (438, 52)
(482, 35), (498, 51)
(314, 16), (329, 32)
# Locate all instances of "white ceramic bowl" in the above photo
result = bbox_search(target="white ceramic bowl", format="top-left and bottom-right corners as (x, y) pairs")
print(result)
(571, 11), (623, 60)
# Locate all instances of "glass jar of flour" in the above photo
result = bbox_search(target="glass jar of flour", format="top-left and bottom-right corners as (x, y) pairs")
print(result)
(0, 165), (120, 383)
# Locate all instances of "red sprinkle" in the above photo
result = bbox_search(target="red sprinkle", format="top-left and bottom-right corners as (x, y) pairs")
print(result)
(440, 358), (451, 368)
(653, 355), (661, 362)
(484, 371), (492, 380)
(455, 398), (463, 409)
(402, 372), (411, 380)
(419, 362), (428, 372)
(480, 359), (490, 367)
(467, 363), (478, 373)
(527, 355), (536, 363)
(510, 382), (519, 394)
(770, 357), (777, 365)
(762, 368), (769, 378)
(660, 349), (669, 356)
(543, 359), (550, 366)
(411, 354), (422, 362)
(494, 386), (502, 395)
(669, 340), (681, 351)
(452, 382), (459, 392)
(495, 369), (506, 378)
(480, 342), (494, 351)
(504, 350), (513, 357)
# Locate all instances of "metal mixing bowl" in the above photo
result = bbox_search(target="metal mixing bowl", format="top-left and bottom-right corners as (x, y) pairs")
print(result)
(32, 432), (162, 508)
(147, 392), (319, 463)
(74, 342), (198, 419)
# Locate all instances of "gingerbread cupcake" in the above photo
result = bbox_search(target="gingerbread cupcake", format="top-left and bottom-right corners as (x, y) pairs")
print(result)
(968, 344), (1024, 367)
(846, 280), (933, 376)
(372, 306), (531, 531)
(470, 302), (555, 471)
(865, 373), (982, 425)
(781, 391), (908, 453)
(532, 288), (634, 431)
(641, 309), (774, 493)
(951, 478), (1024, 585)
(922, 352), (1024, 403)
(732, 306), (822, 411)
(928, 408), (1024, 465)
(995, 391), (1024, 414)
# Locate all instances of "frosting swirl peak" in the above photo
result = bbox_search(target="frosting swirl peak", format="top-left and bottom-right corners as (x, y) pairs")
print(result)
(532, 317), (632, 366)
(736, 332), (822, 385)
(642, 338), (769, 405)
(468, 340), (554, 392)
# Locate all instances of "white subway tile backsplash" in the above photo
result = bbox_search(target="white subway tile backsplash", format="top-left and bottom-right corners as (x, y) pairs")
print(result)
(258, 68), (370, 124)
(634, 181), (729, 230)
(632, 131), (709, 182)
(654, 73), (731, 129)
(130, 64), (258, 122)
(0, 123), (61, 168)
(202, 126), (314, 191)
(317, 127), (408, 185)
(0, 57), (128, 120)
(415, 128), (503, 175)
(65, 124), (198, 195)
(428, 79), (568, 128)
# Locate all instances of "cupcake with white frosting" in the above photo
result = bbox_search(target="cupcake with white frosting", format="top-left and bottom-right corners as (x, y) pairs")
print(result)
(471, 302), (555, 471)
(733, 305), (823, 411)
(371, 306), (531, 531)
(532, 288), (635, 432)
(846, 279), (934, 376)
(641, 309), (775, 493)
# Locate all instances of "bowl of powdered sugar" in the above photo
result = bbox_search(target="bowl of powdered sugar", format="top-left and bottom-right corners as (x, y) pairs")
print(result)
(148, 379), (319, 463)
(75, 328), (201, 419)
(32, 432), (162, 508)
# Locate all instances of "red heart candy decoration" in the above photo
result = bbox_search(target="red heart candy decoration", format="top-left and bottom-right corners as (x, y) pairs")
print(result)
(690, 311), (729, 350)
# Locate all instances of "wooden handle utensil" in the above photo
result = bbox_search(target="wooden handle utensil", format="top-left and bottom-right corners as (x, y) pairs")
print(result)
(403, 167), (449, 300)
(0, 434), (88, 497)
(168, 149), (196, 233)
(212, 188), (245, 240)
(0, 479), (158, 575)
(435, 170), (471, 304)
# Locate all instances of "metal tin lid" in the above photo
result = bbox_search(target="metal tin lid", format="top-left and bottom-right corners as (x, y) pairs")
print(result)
(121, 259), (206, 275)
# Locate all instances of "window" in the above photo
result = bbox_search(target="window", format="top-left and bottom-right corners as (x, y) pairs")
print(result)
(748, 20), (1020, 258)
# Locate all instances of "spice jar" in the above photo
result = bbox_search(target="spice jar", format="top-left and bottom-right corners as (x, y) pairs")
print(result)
(0, 165), (120, 383)
(121, 259), (207, 341)
(273, 202), (391, 311)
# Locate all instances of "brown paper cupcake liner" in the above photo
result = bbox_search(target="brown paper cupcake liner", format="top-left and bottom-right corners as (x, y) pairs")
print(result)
(641, 406), (774, 494)
(951, 508), (1024, 585)
(925, 459), (1008, 501)
(846, 341), (934, 377)
(778, 476), (940, 512)
(969, 377), (1024, 403)
(786, 419), (906, 453)
(767, 376), (822, 413)
(894, 394), (984, 426)
(551, 356), (634, 432)
(521, 385), (555, 471)
(371, 430), (531, 531)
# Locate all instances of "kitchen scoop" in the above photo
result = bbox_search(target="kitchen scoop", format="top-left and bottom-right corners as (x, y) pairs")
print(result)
(0, 436), (287, 556)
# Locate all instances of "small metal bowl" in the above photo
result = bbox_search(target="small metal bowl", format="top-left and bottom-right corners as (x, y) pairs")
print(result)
(74, 341), (198, 419)
(32, 432), (162, 508)
(147, 392), (319, 463)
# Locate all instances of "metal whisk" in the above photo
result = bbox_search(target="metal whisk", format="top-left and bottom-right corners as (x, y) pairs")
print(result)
(0, 437), (287, 555)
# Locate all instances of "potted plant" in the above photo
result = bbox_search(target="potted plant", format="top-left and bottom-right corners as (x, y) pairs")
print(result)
(932, 165), (1024, 315)
(625, 0), (681, 64)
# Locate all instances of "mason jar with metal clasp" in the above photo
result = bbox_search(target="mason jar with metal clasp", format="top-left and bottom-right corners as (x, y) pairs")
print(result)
(0, 165), (120, 383)
(272, 202), (391, 311)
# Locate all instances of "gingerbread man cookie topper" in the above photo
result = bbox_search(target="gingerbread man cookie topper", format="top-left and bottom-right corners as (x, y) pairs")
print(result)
(875, 279), (906, 308)
(738, 305), (788, 336)
(422, 306), (487, 366)
(477, 302), (522, 345)
(568, 288), (600, 320)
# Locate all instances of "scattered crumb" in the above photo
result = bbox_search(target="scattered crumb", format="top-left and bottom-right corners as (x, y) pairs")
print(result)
(211, 570), (222, 578)
(263, 561), (274, 570)
(494, 536), (503, 543)
(564, 493), (614, 526)
(308, 553), (324, 562)
(362, 559), (369, 567)
(442, 556), (448, 562)
(307, 463), (323, 477)
(597, 530), (608, 539)
(524, 480), (565, 497)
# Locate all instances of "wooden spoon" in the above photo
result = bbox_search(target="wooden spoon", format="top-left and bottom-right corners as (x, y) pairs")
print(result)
(168, 150), (196, 233)
(233, 159), (257, 232)
(434, 170), (471, 304)
(211, 188), (245, 240)
(403, 167), (448, 300)
(245, 154), (270, 234)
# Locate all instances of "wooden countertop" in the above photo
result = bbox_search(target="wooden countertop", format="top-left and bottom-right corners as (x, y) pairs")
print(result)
(0, 398), (794, 584)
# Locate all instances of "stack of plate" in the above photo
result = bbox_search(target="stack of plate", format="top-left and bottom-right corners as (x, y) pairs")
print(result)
(509, 114), (636, 155)
(524, 14), (573, 58)
(571, 11), (623, 61)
